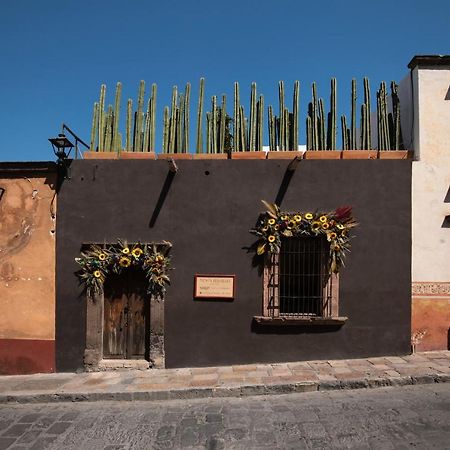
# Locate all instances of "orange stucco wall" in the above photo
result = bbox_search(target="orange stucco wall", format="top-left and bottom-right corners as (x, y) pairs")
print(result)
(412, 295), (450, 351)
(0, 169), (56, 341)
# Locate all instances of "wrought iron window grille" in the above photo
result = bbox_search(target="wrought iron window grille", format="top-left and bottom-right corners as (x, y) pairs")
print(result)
(263, 236), (339, 318)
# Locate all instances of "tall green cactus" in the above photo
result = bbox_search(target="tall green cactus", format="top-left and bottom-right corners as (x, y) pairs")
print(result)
(162, 106), (169, 153)
(126, 99), (132, 151)
(391, 81), (402, 150)
(328, 78), (337, 150)
(306, 115), (312, 151)
(113, 82), (122, 153)
(351, 79), (357, 149)
(104, 105), (113, 152)
(219, 95), (226, 153)
(279, 81), (285, 150)
(318, 98), (326, 150)
(143, 102), (150, 152)
(177, 94), (184, 153)
(134, 80), (145, 152)
(257, 95), (264, 151)
(268, 105), (275, 151)
(98, 84), (106, 152)
(183, 83), (190, 153)
(150, 83), (157, 152)
(311, 83), (318, 150)
(239, 106), (247, 151)
(363, 77), (371, 149)
(89, 102), (99, 151)
(206, 112), (211, 154)
(233, 82), (240, 152)
(341, 115), (349, 150)
(360, 104), (367, 150)
(196, 78), (205, 153)
(249, 82), (257, 151)
(292, 81), (299, 151)
(168, 86), (177, 153)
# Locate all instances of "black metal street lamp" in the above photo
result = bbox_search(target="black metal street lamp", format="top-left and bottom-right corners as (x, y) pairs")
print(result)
(49, 133), (74, 162)
(49, 133), (74, 182)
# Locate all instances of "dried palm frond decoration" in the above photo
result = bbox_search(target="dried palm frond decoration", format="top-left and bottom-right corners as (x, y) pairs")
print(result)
(250, 201), (357, 273)
(75, 239), (172, 298)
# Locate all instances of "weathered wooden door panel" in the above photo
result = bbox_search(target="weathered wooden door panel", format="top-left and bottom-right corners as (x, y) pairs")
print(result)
(126, 271), (148, 359)
(103, 274), (127, 358)
(103, 269), (149, 360)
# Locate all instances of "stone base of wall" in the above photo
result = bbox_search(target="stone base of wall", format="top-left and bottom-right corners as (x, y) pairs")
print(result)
(412, 283), (450, 351)
(0, 339), (55, 375)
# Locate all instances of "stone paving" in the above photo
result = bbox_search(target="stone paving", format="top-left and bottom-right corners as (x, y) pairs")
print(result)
(0, 351), (449, 404)
(0, 384), (449, 449)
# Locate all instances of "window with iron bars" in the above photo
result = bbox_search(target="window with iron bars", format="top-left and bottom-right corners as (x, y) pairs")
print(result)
(263, 236), (339, 318)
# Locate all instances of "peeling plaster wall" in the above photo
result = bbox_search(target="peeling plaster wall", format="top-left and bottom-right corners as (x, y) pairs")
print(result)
(411, 63), (450, 350)
(0, 165), (57, 374)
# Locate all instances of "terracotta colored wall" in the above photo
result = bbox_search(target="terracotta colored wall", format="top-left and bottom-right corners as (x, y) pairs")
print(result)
(0, 163), (57, 374)
(412, 283), (450, 351)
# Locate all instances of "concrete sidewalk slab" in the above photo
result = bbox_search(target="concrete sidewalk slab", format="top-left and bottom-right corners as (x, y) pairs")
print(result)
(0, 351), (449, 404)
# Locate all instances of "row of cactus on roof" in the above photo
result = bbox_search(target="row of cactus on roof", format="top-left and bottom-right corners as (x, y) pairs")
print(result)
(89, 77), (404, 154)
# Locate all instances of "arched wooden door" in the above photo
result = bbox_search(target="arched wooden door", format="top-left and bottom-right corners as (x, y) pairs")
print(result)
(103, 268), (150, 360)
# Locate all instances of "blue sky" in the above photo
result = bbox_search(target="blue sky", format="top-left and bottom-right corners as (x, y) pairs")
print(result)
(1, 0), (449, 161)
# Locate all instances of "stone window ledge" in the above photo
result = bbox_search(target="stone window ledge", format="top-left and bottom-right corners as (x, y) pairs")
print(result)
(253, 316), (348, 326)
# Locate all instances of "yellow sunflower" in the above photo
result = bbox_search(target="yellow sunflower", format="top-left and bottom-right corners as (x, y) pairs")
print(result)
(305, 213), (314, 220)
(322, 223), (330, 230)
(98, 253), (107, 261)
(311, 221), (321, 231)
(329, 232), (337, 240)
(268, 235), (276, 243)
(122, 247), (130, 254)
(132, 247), (143, 258)
(262, 227), (268, 232)
(334, 245), (341, 251)
(288, 220), (296, 229)
(336, 224), (345, 230)
(274, 224), (280, 230)
(281, 215), (288, 221)
(93, 270), (102, 278)
(268, 218), (276, 225)
(294, 214), (302, 222)
(119, 256), (131, 267)
(319, 215), (327, 223)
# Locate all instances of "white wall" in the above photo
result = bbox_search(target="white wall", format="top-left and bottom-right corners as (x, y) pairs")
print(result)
(411, 65), (450, 282)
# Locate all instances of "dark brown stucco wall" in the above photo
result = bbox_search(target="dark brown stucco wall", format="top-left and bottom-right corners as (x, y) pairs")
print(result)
(56, 159), (411, 372)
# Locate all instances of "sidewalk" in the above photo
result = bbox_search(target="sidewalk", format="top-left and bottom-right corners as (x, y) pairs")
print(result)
(1, 351), (449, 404)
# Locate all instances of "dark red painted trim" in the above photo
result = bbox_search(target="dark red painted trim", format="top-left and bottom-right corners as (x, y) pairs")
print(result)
(0, 339), (55, 375)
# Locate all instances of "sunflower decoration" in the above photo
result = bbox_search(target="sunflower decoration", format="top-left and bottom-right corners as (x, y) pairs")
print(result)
(250, 200), (357, 274)
(75, 239), (172, 298)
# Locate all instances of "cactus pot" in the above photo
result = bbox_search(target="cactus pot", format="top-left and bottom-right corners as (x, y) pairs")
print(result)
(342, 150), (378, 160)
(120, 151), (156, 160)
(377, 150), (413, 159)
(230, 151), (267, 160)
(303, 151), (342, 160)
(157, 153), (193, 160)
(267, 151), (304, 160)
(192, 153), (228, 160)
(84, 151), (118, 159)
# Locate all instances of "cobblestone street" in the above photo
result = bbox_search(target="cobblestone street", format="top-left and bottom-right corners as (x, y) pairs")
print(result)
(0, 384), (449, 449)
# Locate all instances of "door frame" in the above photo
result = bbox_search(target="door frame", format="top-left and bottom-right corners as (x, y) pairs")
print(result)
(84, 279), (165, 371)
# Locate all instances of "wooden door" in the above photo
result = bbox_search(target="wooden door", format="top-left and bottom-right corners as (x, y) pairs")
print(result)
(103, 269), (149, 359)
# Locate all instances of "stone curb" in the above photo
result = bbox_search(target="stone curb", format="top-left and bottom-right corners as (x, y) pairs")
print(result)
(0, 374), (448, 404)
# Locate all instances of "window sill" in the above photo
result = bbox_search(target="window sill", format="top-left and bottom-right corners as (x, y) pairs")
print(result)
(252, 316), (348, 326)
